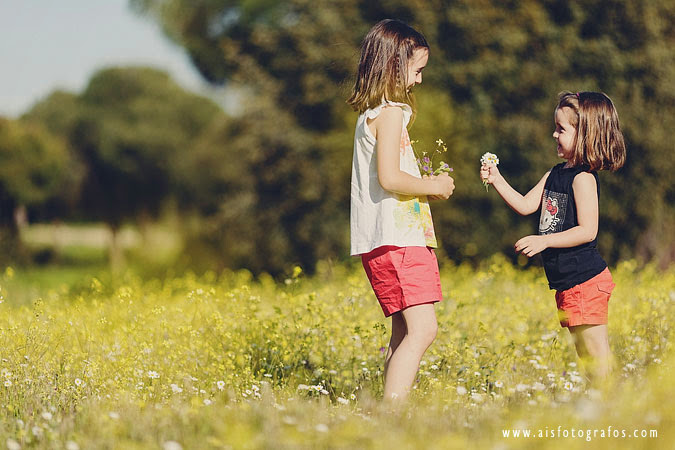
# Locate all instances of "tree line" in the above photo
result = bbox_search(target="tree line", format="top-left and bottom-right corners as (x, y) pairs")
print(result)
(2, 0), (673, 274)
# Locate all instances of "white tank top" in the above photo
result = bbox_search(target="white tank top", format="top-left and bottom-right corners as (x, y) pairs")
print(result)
(350, 101), (437, 256)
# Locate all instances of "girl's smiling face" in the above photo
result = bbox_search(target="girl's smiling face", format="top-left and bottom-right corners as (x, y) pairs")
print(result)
(406, 47), (428, 89)
(553, 106), (577, 161)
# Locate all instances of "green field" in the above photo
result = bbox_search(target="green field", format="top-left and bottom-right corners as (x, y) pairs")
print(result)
(0, 258), (673, 449)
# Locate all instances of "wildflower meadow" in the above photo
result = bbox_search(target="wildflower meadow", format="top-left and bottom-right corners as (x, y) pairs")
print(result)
(0, 257), (673, 449)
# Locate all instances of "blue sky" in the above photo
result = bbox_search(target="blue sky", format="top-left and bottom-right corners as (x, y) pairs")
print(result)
(0, 0), (211, 117)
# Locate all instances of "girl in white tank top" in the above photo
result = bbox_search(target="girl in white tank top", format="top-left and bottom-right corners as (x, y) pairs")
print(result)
(347, 19), (455, 404)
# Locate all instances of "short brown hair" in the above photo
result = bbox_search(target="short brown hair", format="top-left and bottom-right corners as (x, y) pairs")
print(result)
(556, 91), (626, 171)
(347, 20), (429, 118)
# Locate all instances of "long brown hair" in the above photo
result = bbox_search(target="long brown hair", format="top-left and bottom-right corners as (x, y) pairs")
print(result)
(556, 91), (626, 171)
(347, 19), (429, 119)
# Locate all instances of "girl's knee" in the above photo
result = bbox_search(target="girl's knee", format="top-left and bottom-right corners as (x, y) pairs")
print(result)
(428, 321), (438, 341)
(401, 303), (437, 346)
(584, 337), (610, 357)
(410, 321), (437, 347)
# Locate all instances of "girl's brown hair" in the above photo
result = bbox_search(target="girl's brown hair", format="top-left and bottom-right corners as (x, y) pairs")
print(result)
(347, 19), (429, 119)
(556, 91), (626, 171)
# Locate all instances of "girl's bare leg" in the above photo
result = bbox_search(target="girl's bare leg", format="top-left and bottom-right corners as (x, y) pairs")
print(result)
(569, 324), (612, 381)
(384, 312), (407, 381)
(383, 303), (437, 402)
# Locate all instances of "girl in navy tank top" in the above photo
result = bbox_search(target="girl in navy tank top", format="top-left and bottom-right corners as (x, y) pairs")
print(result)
(480, 92), (626, 382)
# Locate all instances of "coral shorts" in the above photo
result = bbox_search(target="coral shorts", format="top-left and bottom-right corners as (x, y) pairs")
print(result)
(361, 246), (443, 317)
(555, 267), (615, 328)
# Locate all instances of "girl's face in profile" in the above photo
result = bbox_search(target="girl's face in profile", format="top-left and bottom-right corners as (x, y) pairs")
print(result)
(406, 47), (428, 90)
(553, 106), (577, 161)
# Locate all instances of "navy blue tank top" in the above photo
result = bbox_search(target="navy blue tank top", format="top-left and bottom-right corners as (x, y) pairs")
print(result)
(538, 163), (607, 291)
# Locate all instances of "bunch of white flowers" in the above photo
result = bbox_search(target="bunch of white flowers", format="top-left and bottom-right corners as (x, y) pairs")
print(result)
(480, 152), (499, 191)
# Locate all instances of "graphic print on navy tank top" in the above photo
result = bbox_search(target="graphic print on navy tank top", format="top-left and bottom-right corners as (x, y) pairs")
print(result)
(538, 190), (568, 234)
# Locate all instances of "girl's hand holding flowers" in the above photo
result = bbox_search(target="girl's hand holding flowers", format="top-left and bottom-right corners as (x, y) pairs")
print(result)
(424, 172), (455, 200)
(479, 152), (500, 191)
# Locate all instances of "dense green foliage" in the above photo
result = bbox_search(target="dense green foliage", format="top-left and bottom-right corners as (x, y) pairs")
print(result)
(23, 68), (227, 268)
(0, 119), (79, 264)
(0, 260), (673, 447)
(130, 0), (674, 272)
(25, 68), (224, 227)
(4, 1), (672, 274)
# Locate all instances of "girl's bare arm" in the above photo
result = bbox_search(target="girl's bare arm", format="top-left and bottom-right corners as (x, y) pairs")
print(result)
(374, 106), (454, 199)
(481, 164), (549, 216)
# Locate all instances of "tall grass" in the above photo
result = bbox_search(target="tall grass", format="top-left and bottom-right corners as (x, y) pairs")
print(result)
(0, 257), (672, 449)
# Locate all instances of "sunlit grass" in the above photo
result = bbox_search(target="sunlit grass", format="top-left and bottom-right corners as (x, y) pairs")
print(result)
(0, 257), (672, 449)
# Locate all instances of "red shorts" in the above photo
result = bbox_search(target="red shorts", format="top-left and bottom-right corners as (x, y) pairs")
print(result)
(361, 246), (443, 317)
(555, 268), (615, 327)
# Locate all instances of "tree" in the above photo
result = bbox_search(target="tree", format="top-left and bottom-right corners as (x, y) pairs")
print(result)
(25, 67), (225, 269)
(129, 0), (369, 274)
(0, 118), (78, 264)
(427, 0), (675, 265)
(131, 0), (674, 270)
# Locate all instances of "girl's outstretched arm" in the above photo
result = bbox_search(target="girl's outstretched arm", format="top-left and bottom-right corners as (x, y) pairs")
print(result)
(481, 164), (549, 216)
(515, 172), (599, 257)
(374, 106), (454, 199)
